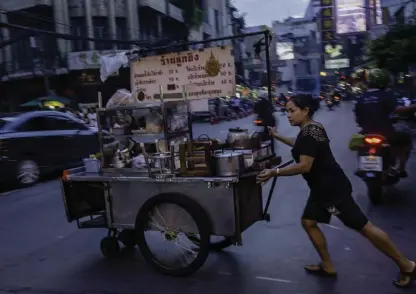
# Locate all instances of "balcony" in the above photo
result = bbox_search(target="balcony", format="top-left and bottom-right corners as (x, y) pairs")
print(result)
(139, 0), (183, 22)
(2, 0), (52, 12)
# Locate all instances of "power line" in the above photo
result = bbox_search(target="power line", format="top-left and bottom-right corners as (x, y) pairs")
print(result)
(0, 21), (172, 47)
(0, 8), (142, 40)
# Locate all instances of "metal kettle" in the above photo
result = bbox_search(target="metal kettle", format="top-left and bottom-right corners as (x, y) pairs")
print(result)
(227, 127), (249, 148)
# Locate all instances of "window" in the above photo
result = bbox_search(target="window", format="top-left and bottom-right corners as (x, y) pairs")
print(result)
(48, 117), (87, 130)
(17, 117), (53, 132)
(17, 116), (86, 132)
(116, 18), (129, 50)
(71, 18), (88, 51)
(93, 17), (111, 50)
(214, 9), (220, 34)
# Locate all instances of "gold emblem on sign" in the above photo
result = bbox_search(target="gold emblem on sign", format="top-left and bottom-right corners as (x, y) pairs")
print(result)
(205, 51), (221, 77)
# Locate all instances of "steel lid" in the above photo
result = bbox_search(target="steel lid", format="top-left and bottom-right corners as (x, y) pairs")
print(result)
(228, 127), (248, 133)
(213, 151), (242, 158)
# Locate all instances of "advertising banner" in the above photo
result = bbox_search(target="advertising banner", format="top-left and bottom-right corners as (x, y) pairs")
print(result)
(130, 46), (236, 100)
(276, 42), (295, 60)
(320, 0), (336, 43)
(336, 0), (366, 34)
(324, 39), (350, 69)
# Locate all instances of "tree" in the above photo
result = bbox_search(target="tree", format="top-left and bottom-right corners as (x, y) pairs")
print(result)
(169, 0), (203, 48)
(367, 22), (416, 73)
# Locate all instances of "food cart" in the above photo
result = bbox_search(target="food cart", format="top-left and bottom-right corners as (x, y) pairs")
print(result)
(60, 42), (290, 277)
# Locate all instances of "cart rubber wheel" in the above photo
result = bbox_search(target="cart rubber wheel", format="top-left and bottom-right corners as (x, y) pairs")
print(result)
(135, 193), (211, 276)
(100, 236), (120, 258)
(118, 229), (137, 248)
(186, 235), (233, 251)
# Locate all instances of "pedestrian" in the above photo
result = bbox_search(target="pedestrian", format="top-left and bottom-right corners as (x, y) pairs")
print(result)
(256, 94), (415, 288)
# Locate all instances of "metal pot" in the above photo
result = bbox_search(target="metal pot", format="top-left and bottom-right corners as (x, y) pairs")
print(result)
(213, 151), (245, 177)
(227, 127), (249, 148)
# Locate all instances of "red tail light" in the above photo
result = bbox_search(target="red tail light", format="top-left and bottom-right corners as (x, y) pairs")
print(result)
(254, 119), (263, 125)
(364, 137), (382, 145)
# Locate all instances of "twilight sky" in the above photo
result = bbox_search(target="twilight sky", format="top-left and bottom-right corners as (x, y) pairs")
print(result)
(232, 0), (310, 27)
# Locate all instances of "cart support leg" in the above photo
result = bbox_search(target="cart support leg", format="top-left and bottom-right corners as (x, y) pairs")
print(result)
(263, 176), (277, 222)
(263, 160), (294, 221)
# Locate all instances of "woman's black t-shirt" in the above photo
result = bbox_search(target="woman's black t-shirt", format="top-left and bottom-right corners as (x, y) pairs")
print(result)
(291, 123), (352, 202)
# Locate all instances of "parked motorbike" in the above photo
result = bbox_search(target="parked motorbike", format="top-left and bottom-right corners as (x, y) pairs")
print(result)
(355, 134), (399, 204)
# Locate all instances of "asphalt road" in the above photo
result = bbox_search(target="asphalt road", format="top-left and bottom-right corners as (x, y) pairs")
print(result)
(1, 102), (416, 294)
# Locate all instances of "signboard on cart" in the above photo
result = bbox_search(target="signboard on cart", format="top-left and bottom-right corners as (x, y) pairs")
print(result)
(130, 46), (236, 101)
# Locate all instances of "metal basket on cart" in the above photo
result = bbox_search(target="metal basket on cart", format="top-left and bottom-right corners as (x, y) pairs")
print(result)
(83, 158), (101, 173)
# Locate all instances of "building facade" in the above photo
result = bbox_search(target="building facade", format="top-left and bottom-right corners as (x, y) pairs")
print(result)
(0, 0), (233, 109)
(272, 17), (321, 96)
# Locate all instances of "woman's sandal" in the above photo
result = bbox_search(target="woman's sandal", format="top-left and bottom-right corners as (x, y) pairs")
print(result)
(393, 265), (416, 288)
(304, 264), (337, 278)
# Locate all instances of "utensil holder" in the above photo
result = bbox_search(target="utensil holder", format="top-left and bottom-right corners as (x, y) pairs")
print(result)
(83, 158), (101, 173)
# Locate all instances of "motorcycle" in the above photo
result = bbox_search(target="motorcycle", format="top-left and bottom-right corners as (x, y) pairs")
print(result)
(355, 134), (399, 204)
(326, 99), (334, 110)
(333, 95), (341, 106)
(278, 100), (287, 113)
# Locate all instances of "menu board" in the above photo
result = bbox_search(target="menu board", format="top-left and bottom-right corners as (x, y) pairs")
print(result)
(130, 46), (236, 101)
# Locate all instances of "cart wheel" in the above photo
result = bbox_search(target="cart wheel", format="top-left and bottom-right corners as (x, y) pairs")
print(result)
(118, 229), (137, 248)
(100, 237), (120, 258)
(135, 193), (211, 276)
(187, 235), (233, 251)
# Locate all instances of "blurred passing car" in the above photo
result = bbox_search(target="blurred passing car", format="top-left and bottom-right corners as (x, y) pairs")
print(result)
(0, 111), (103, 186)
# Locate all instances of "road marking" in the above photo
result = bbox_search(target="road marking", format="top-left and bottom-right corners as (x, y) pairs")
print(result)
(255, 276), (294, 283)
(323, 224), (343, 230)
(0, 189), (23, 196)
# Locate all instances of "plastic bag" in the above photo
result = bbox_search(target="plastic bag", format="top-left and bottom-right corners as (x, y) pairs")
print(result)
(100, 53), (128, 82)
(106, 89), (137, 108)
(348, 133), (364, 150)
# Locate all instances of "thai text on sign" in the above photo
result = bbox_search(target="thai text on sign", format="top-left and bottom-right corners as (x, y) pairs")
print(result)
(130, 46), (236, 100)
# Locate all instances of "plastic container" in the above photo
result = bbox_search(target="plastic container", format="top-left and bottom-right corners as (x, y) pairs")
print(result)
(83, 158), (101, 173)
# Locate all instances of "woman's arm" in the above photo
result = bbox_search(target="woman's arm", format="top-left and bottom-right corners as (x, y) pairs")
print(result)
(274, 134), (296, 147)
(276, 155), (314, 176)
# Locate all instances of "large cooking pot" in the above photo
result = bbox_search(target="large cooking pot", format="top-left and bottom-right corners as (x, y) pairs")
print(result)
(213, 151), (245, 177)
(227, 127), (249, 148)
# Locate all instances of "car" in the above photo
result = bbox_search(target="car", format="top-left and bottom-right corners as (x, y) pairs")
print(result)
(0, 111), (103, 186)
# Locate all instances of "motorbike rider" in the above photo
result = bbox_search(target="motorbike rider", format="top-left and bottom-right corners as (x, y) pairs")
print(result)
(279, 93), (288, 104)
(254, 93), (277, 141)
(355, 68), (416, 177)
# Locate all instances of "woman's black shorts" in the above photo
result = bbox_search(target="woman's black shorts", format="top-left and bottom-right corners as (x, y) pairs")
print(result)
(302, 193), (369, 231)
(387, 131), (412, 147)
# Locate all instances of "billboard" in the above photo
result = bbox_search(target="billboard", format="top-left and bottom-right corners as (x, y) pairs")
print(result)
(336, 0), (366, 34)
(130, 46), (236, 100)
(276, 42), (295, 60)
(320, 0), (336, 43)
(324, 41), (350, 69)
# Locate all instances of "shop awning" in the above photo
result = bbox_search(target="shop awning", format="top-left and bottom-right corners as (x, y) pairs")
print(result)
(20, 95), (70, 108)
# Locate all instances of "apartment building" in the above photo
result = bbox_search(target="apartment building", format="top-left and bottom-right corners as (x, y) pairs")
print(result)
(0, 0), (232, 77)
(272, 17), (321, 96)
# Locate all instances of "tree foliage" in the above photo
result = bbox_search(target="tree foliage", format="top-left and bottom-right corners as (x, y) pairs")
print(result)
(169, 0), (203, 38)
(368, 22), (416, 73)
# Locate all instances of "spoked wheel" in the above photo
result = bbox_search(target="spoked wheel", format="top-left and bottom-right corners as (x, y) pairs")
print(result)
(17, 159), (40, 186)
(186, 234), (233, 251)
(136, 194), (211, 276)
